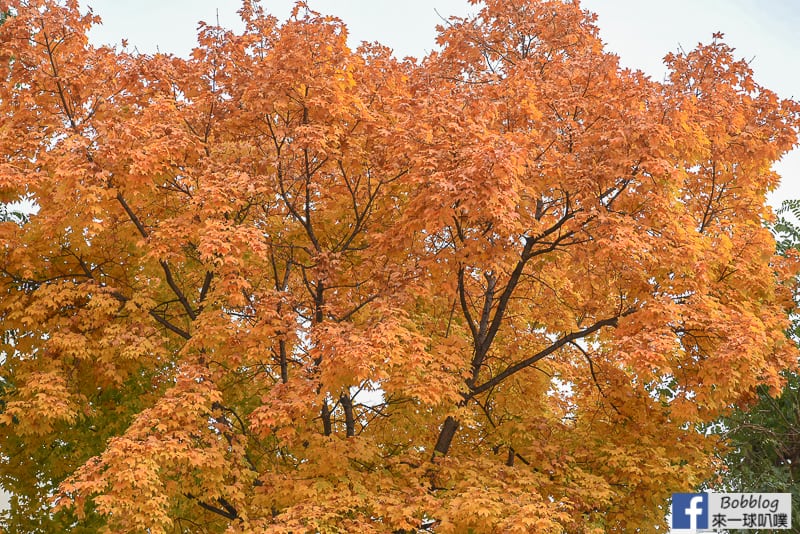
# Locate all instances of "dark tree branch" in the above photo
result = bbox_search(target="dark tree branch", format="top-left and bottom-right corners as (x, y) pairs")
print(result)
(568, 340), (621, 415)
(42, 27), (77, 130)
(198, 271), (214, 305)
(115, 192), (150, 239)
(158, 259), (197, 320)
(186, 493), (239, 521)
(334, 293), (379, 323)
(115, 191), (198, 321)
(148, 310), (192, 340)
(470, 308), (635, 397)
(458, 266), (479, 342)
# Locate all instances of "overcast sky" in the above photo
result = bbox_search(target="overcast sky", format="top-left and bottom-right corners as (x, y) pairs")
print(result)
(82, 0), (800, 208)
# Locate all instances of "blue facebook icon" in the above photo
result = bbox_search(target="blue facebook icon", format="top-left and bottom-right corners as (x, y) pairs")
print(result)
(672, 493), (709, 530)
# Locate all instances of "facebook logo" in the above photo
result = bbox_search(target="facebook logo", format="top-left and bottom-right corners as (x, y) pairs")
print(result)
(672, 493), (709, 529)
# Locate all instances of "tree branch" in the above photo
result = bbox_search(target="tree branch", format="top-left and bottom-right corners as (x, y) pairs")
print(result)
(186, 493), (239, 521)
(148, 310), (192, 340)
(469, 308), (635, 397)
(115, 191), (198, 321)
(458, 266), (479, 342)
(198, 270), (214, 305)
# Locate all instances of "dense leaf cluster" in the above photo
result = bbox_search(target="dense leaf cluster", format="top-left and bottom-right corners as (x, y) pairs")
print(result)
(0, 1), (798, 532)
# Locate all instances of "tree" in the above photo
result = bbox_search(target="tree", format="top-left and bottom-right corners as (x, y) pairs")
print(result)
(709, 199), (800, 533)
(0, 0), (798, 532)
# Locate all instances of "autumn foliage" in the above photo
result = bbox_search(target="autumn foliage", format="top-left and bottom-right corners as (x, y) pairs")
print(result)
(0, 0), (799, 532)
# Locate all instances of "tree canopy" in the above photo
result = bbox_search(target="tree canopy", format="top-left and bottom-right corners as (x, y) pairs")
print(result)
(0, 0), (798, 532)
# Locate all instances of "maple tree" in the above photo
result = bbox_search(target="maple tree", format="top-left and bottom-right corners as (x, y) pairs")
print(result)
(0, 0), (799, 532)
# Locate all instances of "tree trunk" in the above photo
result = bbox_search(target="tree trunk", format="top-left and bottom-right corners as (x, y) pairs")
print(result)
(321, 400), (332, 436)
(278, 339), (288, 384)
(506, 447), (515, 467)
(432, 416), (459, 458)
(340, 393), (355, 437)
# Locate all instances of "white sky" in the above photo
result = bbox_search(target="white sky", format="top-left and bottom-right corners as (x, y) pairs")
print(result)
(82, 0), (800, 208)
